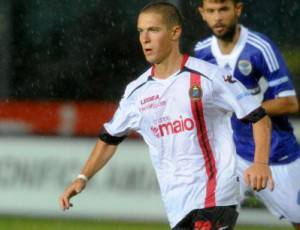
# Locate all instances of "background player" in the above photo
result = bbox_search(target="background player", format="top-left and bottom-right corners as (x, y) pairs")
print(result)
(194, 0), (300, 229)
(59, 1), (274, 229)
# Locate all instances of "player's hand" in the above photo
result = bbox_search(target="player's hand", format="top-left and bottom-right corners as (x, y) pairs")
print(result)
(243, 163), (275, 192)
(59, 179), (86, 211)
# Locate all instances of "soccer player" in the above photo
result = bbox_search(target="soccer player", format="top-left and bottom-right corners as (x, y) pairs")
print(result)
(59, 2), (274, 229)
(194, 0), (300, 229)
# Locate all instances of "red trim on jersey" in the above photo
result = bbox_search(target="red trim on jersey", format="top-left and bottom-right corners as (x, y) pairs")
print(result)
(190, 73), (217, 208)
(151, 54), (189, 76)
(180, 54), (189, 69)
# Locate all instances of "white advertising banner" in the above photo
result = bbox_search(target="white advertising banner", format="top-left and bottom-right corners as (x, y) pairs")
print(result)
(0, 136), (166, 221)
(0, 135), (294, 226)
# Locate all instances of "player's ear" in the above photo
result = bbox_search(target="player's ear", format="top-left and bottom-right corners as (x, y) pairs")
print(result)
(198, 6), (206, 21)
(171, 26), (182, 40)
(235, 2), (243, 17)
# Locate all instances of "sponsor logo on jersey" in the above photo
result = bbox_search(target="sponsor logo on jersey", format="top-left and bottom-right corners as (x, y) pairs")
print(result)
(151, 116), (195, 138)
(189, 85), (202, 101)
(238, 60), (252, 76)
(140, 95), (160, 105)
(139, 95), (166, 112)
(139, 100), (166, 112)
(223, 74), (237, 83)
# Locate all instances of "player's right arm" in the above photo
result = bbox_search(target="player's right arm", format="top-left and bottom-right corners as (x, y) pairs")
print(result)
(59, 78), (142, 211)
(59, 139), (118, 211)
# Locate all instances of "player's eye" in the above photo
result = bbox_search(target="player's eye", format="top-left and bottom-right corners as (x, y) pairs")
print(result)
(149, 27), (161, 32)
(205, 9), (214, 14)
(220, 6), (230, 12)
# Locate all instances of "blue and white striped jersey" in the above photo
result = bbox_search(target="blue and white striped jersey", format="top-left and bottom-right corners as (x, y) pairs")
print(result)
(194, 25), (300, 164)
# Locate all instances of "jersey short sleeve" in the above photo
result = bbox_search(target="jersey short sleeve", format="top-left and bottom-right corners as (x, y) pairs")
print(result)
(104, 91), (141, 137)
(211, 68), (260, 119)
(251, 33), (296, 98)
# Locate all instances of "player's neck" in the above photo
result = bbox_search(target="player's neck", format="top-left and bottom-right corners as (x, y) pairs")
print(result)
(153, 50), (183, 80)
(217, 25), (241, 55)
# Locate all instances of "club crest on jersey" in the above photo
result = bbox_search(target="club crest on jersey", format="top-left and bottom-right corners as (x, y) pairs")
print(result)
(189, 85), (202, 101)
(238, 60), (252, 76)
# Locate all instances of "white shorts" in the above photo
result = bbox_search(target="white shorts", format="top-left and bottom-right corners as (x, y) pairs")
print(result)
(237, 155), (300, 223)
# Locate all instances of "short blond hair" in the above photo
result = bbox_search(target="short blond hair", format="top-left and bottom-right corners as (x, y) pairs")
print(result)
(200, 0), (242, 6)
(139, 1), (183, 28)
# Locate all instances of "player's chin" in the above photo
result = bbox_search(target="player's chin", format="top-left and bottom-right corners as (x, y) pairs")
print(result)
(213, 30), (227, 38)
(144, 56), (156, 64)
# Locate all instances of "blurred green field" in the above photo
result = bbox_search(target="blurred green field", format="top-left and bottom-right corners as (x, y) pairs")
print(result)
(0, 216), (293, 230)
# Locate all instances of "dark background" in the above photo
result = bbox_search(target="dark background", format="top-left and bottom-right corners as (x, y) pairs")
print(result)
(1, 0), (299, 101)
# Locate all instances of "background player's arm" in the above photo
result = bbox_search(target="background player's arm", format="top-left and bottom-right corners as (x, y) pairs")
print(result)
(59, 139), (118, 211)
(256, 38), (299, 116)
(262, 96), (299, 116)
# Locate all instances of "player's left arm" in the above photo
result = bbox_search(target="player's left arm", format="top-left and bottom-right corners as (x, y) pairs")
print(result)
(242, 110), (274, 192)
(212, 68), (274, 192)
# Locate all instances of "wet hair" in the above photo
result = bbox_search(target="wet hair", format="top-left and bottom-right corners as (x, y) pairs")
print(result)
(139, 1), (183, 28)
(199, 0), (242, 6)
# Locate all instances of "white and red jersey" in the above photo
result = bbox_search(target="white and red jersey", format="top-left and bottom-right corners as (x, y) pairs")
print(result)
(104, 55), (260, 227)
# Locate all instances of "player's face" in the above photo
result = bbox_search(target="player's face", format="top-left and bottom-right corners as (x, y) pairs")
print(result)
(199, 0), (242, 41)
(137, 12), (178, 64)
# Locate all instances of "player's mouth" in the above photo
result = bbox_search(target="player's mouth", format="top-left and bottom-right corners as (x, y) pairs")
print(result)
(144, 48), (153, 55)
(213, 24), (226, 33)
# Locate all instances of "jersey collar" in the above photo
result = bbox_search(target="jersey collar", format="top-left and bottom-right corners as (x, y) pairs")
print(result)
(211, 25), (248, 68)
(150, 54), (189, 77)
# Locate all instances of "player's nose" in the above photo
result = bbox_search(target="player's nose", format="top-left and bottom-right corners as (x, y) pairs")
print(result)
(140, 31), (150, 44)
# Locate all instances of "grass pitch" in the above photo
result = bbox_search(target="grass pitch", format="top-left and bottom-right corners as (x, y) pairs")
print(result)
(0, 216), (293, 230)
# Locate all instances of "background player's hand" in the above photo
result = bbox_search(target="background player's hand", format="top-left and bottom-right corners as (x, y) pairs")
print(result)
(244, 163), (275, 192)
(59, 179), (86, 211)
